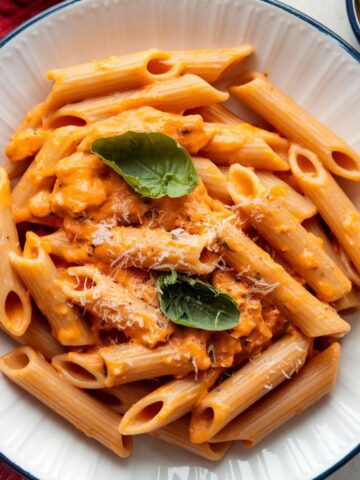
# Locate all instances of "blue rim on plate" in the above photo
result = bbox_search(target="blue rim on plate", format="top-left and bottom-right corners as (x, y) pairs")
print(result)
(0, 0), (359, 479)
(346, 0), (360, 42)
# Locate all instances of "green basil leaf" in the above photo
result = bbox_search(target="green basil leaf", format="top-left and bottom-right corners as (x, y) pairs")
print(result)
(156, 271), (240, 331)
(91, 131), (198, 199)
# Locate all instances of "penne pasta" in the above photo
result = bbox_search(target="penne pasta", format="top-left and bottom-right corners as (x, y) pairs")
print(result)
(45, 49), (184, 110)
(78, 107), (213, 154)
(6, 128), (49, 164)
(303, 217), (360, 311)
(1, 46), (355, 461)
(337, 247), (360, 289)
(119, 370), (220, 434)
(257, 171), (317, 222)
(164, 46), (254, 82)
(0, 168), (32, 336)
(227, 164), (351, 301)
(196, 104), (290, 158)
(12, 126), (85, 223)
(201, 122), (290, 171)
(220, 222), (350, 337)
(5, 103), (48, 163)
(98, 382), (155, 414)
(94, 384), (231, 460)
(0, 347), (131, 457)
(45, 46), (252, 110)
(52, 352), (106, 389)
(91, 226), (219, 275)
(211, 343), (340, 445)
(0, 311), (65, 360)
(190, 330), (310, 443)
(44, 74), (229, 128)
(333, 288), (360, 312)
(57, 265), (173, 347)
(40, 230), (94, 264)
(289, 144), (360, 273)
(194, 104), (245, 124)
(9, 232), (94, 346)
(150, 414), (232, 461)
(4, 157), (32, 181)
(99, 335), (210, 387)
(230, 72), (360, 180)
(192, 156), (232, 204)
(303, 217), (348, 274)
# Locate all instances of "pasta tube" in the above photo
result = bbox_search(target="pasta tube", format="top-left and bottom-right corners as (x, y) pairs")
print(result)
(45, 49), (184, 109)
(192, 157), (232, 204)
(0, 347), (131, 457)
(12, 126), (85, 223)
(98, 382), (155, 414)
(6, 128), (48, 164)
(337, 247), (360, 288)
(227, 164), (351, 301)
(230, 72), (360, 180)
(196, 104), (290, 157)
(194, 104), (245, 124)
(257, 171), (317, 222)
(190, 330), (310, 443)
(9, 232), (94, 346)
(220, 222), (350, 337)
(0, 312), (65, 360)
(201, 123), (289, 171)
(3, 157), (31, 181)
(119, 370), (220, 434)
(333, 289), (360, 312)
(5, 103), (47, 163)
(0, 168), (32, 336)
(303, 217), (360, 311)
(57, 265), (173, 347)
(211, 343), (340, 444)
(52, 352), (106, 389)
(44, 74), (229, 128)
(289, 144), (360, 273)
(99, 335), (210, 387)
(41, 230), (94, 264)
(92, 226), (219, 275)
(94, 384), (231, 461)
(78, 106), (213, 154)
(165, 46), (253, 82)
(45, 46), (252, 110)
(150, 414), (231, 461)
(304, 218), (349, 273)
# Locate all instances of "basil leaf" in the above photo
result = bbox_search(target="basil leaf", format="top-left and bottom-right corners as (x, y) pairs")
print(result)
(156, 271), (240, 331)
(91, 131), (198, 199)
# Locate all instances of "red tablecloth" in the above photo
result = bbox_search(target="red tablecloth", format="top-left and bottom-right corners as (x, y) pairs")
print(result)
(0, 0), (61, 38)
(0, 463), (25, 480)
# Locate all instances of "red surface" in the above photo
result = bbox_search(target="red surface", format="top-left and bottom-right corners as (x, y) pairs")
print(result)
(0, 462), (25, 480)
(0, 0), (61, 38)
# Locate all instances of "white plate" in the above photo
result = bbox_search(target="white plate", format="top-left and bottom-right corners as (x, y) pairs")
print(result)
(1, 1), (360, 479)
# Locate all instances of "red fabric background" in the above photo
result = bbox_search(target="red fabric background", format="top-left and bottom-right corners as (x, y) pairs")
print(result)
(0, 461), (25, 480)
(0, 2), (61, 478)
(0, 0), (61, 38)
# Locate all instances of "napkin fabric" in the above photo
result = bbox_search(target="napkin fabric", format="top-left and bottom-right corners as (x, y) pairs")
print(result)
(0, 0), (62, 38)
(0, 462), (25, 480)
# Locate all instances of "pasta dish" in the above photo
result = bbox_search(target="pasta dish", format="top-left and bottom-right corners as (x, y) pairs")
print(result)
(0, 46), (359, 461)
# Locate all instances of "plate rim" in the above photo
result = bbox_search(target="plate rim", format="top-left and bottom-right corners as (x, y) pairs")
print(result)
(346, 0), (360, 42)
(0, 0), (359, 479)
